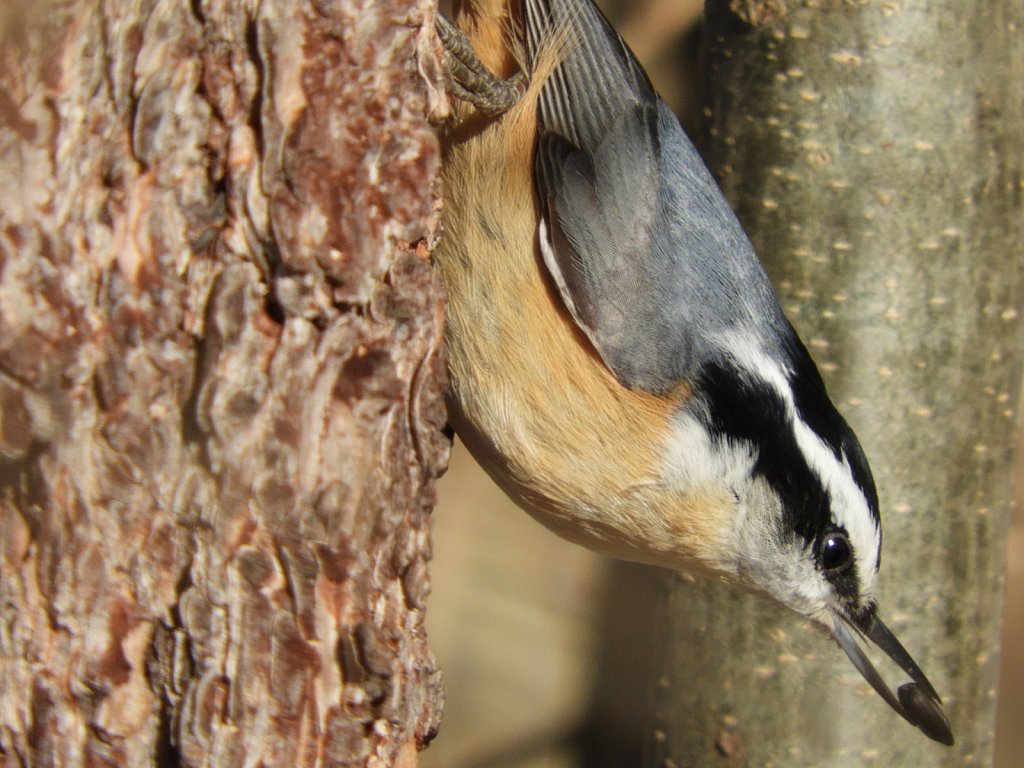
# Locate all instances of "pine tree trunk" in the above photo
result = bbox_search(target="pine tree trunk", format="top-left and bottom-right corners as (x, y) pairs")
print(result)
(641, 1), (1024, 765)
(0, 1), (448, 765)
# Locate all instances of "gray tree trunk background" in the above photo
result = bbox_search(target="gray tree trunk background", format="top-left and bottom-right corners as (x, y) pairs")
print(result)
(0, 1), (448, 765)
(629, 1), (1023, 766)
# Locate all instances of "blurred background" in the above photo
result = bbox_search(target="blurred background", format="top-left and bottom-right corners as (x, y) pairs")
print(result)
(426, 2), (1022, 766)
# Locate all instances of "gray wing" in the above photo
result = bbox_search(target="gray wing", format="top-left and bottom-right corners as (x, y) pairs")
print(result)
(523, 0), (790, 394)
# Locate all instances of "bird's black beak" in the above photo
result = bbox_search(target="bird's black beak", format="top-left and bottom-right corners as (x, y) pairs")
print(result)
(831, 605), (954, 746)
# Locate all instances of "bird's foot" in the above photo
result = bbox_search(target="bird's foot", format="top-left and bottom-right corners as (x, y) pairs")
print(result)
(436, 13), (525, 115)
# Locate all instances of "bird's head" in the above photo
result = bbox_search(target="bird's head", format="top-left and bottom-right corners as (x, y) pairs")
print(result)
(670, 332), (953, 745)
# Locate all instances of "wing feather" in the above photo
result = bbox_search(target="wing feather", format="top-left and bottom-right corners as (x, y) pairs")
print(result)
(522, 0), (792, 394)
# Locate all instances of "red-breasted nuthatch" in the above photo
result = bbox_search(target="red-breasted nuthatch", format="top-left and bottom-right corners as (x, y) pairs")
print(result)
(434, 0), (953, 745)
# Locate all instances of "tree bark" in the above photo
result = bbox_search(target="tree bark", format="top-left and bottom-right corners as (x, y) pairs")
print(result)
(641, 1), (1024, 765)
(0, 1), (448, 765)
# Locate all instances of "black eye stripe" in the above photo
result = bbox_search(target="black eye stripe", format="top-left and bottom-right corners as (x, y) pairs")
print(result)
(818, 528), (860, 600)
(696, 357), (870, 605)
(697, 362), (828, 545)
(696, 354), (880, 556)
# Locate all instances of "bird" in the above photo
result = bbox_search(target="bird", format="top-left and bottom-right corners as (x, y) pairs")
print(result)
(432, 0), (953, 745)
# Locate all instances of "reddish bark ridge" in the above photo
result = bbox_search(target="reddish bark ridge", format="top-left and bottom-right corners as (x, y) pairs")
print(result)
(0, 1), (450, 765)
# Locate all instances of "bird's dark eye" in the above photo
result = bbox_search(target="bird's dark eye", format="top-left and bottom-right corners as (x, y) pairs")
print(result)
(819, 531), (852, 573)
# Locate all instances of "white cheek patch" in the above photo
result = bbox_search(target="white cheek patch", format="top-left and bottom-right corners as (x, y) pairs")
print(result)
(660, 407), (756, 493)
(730, 477), (833, 618)
(660, 408), (758, 572)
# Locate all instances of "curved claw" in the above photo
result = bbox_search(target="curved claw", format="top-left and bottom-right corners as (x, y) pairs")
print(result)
(436, 14), (524, 115)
